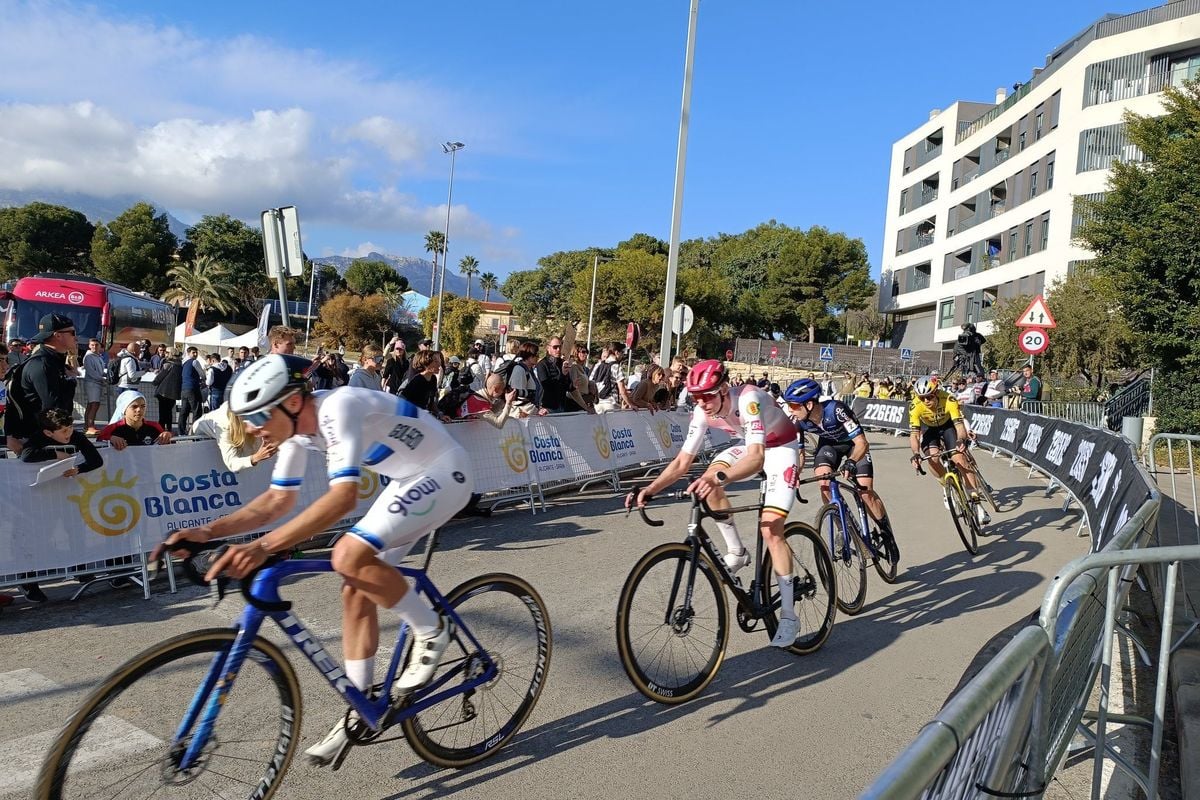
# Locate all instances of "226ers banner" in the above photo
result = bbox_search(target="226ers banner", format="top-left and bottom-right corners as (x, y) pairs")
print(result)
(849, 397), (1152, 550)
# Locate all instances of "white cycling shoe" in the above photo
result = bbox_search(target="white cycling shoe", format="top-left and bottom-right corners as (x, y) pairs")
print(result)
(723, 548), (751, 574)
(975, 504), (992, 526)
(396, 616), (454, 691)
(304, 714), (354, 767)
(770, 616), (800, 648)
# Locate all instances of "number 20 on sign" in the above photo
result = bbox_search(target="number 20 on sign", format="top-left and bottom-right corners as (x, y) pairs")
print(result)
(1019, 327), (1049, 356)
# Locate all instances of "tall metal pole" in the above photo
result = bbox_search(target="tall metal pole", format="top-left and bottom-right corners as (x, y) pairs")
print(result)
(586, 253), (599, 357)
(272, 210), (291, 328)
(304, 259), (317, 351)
(434, 141), (464, 350)
(658, 0), (700, 370)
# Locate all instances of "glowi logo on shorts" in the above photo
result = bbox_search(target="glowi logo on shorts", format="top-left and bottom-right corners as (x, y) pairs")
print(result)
(68, 469), (141, 537)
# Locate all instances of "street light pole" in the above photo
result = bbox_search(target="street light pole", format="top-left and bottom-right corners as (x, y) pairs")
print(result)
(658, 0), (700, 370)
(433, 141), (464, 350)
(586, 253), (612, 357)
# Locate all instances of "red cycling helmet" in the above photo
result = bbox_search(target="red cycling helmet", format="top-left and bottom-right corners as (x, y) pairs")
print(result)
(686, 359), (727, 393)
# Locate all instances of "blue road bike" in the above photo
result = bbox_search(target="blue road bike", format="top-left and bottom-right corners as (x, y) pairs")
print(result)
(36, 533), (552, 800)
(800, 471), (899, 616)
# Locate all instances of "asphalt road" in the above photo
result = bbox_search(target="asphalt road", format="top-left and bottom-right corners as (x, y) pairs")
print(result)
(0, 434), (1093, 800)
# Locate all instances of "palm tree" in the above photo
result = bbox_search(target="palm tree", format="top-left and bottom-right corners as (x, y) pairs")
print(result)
(479, 272), (499, 303)
(163, 255), (235, 315)
(458, 255), (479, 300)
(424, 231), (445, 298)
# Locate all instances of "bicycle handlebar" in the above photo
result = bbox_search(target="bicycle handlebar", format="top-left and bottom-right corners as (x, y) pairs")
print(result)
(632, 490), (733, 528)
(168, 539), (292, 613)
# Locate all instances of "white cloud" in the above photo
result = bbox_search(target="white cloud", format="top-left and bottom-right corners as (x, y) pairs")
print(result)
(0, 1), (511, 242)
(339, 242), (386, 258)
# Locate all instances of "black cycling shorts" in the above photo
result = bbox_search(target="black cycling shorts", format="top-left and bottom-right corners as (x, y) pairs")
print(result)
(812, 440), (874, 479)
(919, 421), (960, 453)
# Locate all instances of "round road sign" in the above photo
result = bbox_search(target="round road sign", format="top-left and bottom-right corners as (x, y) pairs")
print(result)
(1018, 327), (1049, 356)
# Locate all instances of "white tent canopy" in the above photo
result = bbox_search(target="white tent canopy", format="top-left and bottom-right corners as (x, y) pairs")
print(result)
(173, 323), (240, 348)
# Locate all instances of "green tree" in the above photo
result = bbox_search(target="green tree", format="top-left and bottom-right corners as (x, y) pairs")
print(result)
(180, 215), (268, 313)
(163, 256), (235, 315)
(424, 230), (445, 297)
(1078, 79), (1200, 431)
(458, 255), (479, 300)
(618, 233), (669, 257)
(0, 202), (95, 281)
(502, 249), (593, 339)
(1042, 269), (1134, 396)
(345, 259), (407, 296)
(417, 294), (481, 356)
(478, 271), (499, 302)
(91, 202), (178, 295)
(314, 292), (391, 350)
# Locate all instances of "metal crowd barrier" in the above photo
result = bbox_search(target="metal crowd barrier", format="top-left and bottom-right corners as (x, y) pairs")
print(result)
(861, 427), (1168, 799)
(1020, 400), (1106, 428)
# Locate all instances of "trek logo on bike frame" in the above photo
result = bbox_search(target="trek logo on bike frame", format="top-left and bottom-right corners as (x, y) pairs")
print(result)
(279, 613), (354, 695)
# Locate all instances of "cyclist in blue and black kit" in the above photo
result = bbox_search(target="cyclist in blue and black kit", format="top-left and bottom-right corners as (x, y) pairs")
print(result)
(782, 378), (900, 562)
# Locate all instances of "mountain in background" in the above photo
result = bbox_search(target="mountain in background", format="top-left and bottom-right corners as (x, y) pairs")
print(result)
(313, 252), (508, 302)
(0, 189), (190, 240)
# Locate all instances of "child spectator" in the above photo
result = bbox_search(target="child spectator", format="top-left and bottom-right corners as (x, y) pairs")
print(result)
(98, 391), (173, 450)
(20, 407), (103, 475)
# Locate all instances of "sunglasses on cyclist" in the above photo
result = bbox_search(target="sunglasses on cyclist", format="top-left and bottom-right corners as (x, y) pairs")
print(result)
(240, 391), (299, 428)
(691, 389), (721, 402)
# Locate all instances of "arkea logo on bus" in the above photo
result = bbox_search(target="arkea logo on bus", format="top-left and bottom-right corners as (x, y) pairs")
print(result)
(67, 291), (85, 304)
(500, 432), (529, 473)
(68, 469), (141, 537)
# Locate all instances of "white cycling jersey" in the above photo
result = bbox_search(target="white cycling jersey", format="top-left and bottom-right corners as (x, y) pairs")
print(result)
(680, 384), (798, 455)
(270, 388), (473, 555)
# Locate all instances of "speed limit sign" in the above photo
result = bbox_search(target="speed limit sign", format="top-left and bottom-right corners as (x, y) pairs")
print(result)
(1019, 327), (1049, 355)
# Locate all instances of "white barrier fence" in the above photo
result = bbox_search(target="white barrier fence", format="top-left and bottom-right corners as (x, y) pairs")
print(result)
(0, 410), (704, 589)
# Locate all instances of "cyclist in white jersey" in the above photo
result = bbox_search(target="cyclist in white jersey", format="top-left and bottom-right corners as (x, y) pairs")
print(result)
(152, 354), (474, 767)
(626, 359), (803, 648)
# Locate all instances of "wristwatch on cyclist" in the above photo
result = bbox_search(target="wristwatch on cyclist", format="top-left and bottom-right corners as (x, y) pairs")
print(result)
(714, 470), (729, 486)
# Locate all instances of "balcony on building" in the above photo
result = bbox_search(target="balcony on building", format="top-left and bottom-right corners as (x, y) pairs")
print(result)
(896, 217), (937, 255)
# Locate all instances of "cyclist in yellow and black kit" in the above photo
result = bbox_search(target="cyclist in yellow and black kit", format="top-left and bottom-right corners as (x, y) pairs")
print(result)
(908, 376), (991, 525)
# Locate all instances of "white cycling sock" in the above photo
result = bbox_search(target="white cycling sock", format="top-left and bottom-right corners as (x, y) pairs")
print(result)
(715, 519), (744, 555)
(391, 587), (440, 636)
(776, 573), (796, 620)
(345, 657), (375, 692)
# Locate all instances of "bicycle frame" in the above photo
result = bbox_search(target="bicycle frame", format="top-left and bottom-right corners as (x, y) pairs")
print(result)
(674, 488), (773, 619)
(800, 473), (881, 562)
(173, 559), (497, 771)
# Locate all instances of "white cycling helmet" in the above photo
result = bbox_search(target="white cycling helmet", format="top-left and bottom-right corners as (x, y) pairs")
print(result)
(228, 354), (312, 425)
(913, 376), (938, 397)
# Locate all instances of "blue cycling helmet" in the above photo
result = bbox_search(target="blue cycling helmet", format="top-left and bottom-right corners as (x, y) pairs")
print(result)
(782, 378), (822, 405)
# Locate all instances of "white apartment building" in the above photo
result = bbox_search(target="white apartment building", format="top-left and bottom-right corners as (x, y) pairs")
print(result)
(879, 0), (1200, 351)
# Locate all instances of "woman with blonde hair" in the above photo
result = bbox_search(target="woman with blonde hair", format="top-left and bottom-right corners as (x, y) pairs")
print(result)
(630, 364), (668, 412)
(349, 344), (384, 390)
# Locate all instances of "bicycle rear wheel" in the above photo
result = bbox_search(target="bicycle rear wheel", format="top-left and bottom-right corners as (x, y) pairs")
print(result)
(401, 573), (552, 768)
(615, 542), (728, 705)
(817, 503), (868, 615)
(867, 521), (899, 584)
(36, 628), (301, 800)
(758, 521), (837, 655)
(945, 481), (979, 555)
(967, 451), (1000, 514)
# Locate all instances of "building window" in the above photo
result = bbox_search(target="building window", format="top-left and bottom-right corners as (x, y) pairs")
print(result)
(1040, 215), (1050, 251)
(1008, 230), (1018, 263)
(899, 189), (908, 214)
(1018, 119), (1028, 151)
(490, 317), (499, 330)
(1078, 123), (1145, 172)
(1024, 222), (1034, 257)
(1171, 53), (1200, 87)
(1035, 110), (1043, 141)
(1029, 170), (1038, 199)
(1046, 160), (1055, 190)
(938, 299), (956, 329)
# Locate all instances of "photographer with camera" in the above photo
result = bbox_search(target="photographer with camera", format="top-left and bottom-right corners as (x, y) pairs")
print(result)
(953, 322), (985, 377)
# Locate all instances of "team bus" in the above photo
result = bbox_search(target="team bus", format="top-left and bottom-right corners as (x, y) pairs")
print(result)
(0, 273), (175, 355)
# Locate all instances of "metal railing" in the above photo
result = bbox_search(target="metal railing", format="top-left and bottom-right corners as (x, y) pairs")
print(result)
(1020, 400), (1106, 428)
(1106, 375), (1153, 422)
(862, 427), (1169, 798)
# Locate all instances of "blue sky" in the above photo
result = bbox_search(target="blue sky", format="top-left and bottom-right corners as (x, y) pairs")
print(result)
(0, 0), (1138, 284)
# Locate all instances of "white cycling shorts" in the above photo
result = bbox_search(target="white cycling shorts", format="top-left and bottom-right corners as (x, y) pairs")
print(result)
(710, 440), (799, 518)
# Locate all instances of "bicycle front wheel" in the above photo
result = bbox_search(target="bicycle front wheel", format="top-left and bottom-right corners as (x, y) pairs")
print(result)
(615, 543), (729, 705)
(37, 628), (302, 800)
(758, 521), (837, 655)
(945, 481), (979, 555)
(818, 503), (868, 615)
(968, 453), (1000, 514)
(402, 573), (552, 768)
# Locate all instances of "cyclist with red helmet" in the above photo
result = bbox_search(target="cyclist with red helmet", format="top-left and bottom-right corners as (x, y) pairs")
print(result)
(625, 358), (804, 648)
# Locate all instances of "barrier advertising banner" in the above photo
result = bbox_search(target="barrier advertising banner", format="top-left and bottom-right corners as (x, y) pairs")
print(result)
(848, 397), (1153, 549)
